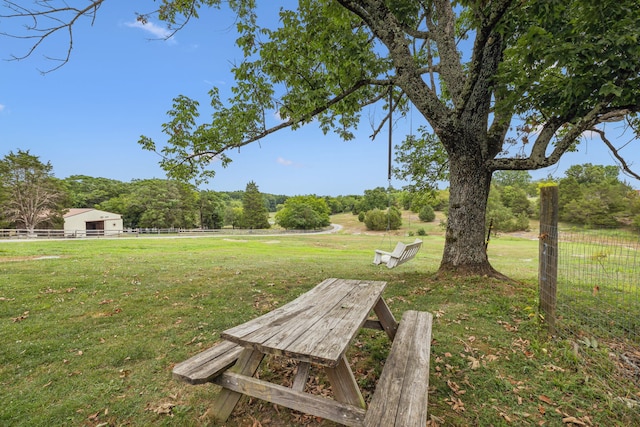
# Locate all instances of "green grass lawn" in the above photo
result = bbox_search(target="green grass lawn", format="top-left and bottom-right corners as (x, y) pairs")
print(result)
(1, 219), (637, 426)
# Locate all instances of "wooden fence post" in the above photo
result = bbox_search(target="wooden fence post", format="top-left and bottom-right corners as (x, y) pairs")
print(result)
(538, 185), (558, 332)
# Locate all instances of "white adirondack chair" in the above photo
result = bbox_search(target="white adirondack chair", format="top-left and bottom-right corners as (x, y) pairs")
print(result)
(373, 239), (423, 268)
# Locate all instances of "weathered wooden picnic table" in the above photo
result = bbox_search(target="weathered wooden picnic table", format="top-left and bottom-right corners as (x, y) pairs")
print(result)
(173, 278), (432, 426)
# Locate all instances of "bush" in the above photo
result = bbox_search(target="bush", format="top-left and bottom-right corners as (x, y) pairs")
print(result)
(488, 207), (530, 232)
(358, 211), (365, 222)
(418, 205), (436, 222)
(364, 207), (402, 231)
(416, 228), (427, 236)
(274, 195), (330, 230)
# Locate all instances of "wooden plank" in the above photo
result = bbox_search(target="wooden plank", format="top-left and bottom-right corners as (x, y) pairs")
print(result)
(223, 279), (387, 367)
(364, 310), (432, 427)
(222, 278), (340, 339)
(210, 348), (264, 422)
(172, 340), (243, 385)
(373, 297), (398, 340)
(246, 279), (358, 359)
(325, 354), (366, 409)
(394, 311), (432, 425)
(213, 371), (367, 427)
(222, 278), (349, 350)
(291, 361), (311, 392)
(289, 281), (386, 365)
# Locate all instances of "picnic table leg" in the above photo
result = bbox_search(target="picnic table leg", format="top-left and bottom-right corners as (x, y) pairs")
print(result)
(373, 297), (398, 341)
(292, 361), (311, 392)
(325, 354), (366, 409)
(210, 348), (264, 421)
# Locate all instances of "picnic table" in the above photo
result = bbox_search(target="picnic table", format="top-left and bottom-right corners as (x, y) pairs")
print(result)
(173, 278), (432, 426)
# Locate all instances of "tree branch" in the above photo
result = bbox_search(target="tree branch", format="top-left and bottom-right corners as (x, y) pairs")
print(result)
(1, 0), (105, 73)
(430, 0), (465, 106)
(337, 0), (451, 130)
(488, 105), (600, 171)
(177, 78), (388, 163)
(459, 0), (513, 115)
(591, 128), (640, 180)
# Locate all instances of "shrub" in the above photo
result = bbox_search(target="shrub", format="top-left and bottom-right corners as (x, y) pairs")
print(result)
(417, 228), (427, 236)
(419, 205), (436, 222)
(364, 207), (402, 231)
(358, 211), (365, 222)
(274, 195), (330, 230)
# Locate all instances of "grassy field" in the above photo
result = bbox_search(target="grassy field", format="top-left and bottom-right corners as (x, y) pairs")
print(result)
(1, 213), (638, 426)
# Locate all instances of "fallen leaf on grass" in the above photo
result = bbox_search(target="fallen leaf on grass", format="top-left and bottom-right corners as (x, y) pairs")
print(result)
(99, 299), (114, 305)
(467, 355), (480, 370)
(485, 354), (499, 362)
(146, 402), (175, 416)
(447, 380), (466, 395)
(615, 396), (640, 408)
(0, 297), (16, 301)
(12, 311), (29, 322)
(543, 363), (566, 372)
(500, 412), (513, 423)
(426, 414), (445, 426)
(446, 396), (465, 412)
(539, 395), (554, 405)
(562, 416), (587, 426)
(498, 320), (518, 332)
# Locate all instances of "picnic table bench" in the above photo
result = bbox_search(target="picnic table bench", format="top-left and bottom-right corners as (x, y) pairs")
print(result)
(172, 278), (433, 426)
(373, 239), (422, 268)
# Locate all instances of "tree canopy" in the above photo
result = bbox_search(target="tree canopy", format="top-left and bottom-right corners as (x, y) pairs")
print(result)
(275, 195), (331, 230)
(3, 0), (640, 277)
(0, 150), (66, 231)
(241, 181), (271, 229)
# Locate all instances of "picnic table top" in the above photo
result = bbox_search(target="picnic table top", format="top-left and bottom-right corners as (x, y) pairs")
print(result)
(221, 278), (387, 367)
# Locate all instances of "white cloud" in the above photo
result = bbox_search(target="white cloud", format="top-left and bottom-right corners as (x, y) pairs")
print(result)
(0, 104), (5, 112)
(126, 20), (176, 44)
(204, 79), (227, 86)
(277, 157), (293, 166)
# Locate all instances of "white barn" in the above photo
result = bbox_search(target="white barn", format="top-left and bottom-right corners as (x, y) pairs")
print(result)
(64, 209), (123, 237)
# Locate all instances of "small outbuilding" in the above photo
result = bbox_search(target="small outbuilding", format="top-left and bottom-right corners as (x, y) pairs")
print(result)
(64, 208), (123, 237)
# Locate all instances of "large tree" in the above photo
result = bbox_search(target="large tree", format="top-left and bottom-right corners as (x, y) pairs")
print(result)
(0, 150), (67, 232)
(63, 175), (129, 208)
(241, 181), (271, 229)
(4, 1), (640, 276)
(275, 195), (331, 230)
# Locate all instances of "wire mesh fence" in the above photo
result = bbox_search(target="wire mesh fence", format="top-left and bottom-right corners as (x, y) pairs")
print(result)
(551, 226), (640, 393)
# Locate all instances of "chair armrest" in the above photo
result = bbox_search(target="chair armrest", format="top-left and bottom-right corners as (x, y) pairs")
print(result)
(375, 249), (393, 256)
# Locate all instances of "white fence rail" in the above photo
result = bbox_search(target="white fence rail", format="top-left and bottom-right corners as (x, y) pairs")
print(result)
(0, 227), (328, 239)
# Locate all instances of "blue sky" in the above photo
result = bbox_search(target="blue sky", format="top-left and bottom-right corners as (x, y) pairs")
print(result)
(1, 2), (638, 196)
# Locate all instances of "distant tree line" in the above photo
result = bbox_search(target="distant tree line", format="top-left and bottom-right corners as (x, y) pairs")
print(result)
(1, 150), (638, 232)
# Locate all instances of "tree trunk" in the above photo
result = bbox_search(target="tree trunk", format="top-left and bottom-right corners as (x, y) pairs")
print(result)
(438, 150), (500, 277)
